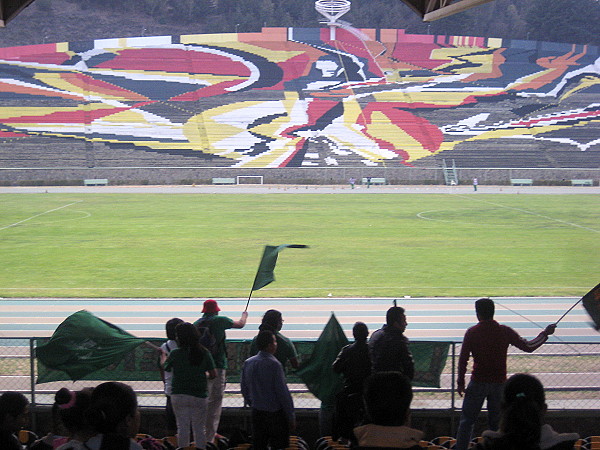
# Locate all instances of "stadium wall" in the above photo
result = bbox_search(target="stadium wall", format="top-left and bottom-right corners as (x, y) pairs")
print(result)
(0, 166), (598, 186)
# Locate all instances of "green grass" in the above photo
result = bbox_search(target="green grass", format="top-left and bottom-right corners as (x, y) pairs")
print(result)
(0, 193), (598, 298)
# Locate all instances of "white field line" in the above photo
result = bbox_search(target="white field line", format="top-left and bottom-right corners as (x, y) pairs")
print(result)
(453, 194), (600, 233)
(0, 286), (591, 290)
(0, 201), (83, 231)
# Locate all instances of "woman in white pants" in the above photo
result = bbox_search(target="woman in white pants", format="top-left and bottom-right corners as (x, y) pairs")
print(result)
(163, 322), (216, 448)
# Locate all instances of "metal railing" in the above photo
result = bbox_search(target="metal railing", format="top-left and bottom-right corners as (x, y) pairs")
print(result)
(2, 338), (599, 411)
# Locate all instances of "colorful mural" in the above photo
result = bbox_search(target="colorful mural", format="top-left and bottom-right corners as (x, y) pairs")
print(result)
(0, 28), (598, 168)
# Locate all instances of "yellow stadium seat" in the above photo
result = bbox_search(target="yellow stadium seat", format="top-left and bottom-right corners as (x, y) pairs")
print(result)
(430, 436), (456, 448)
(164, 436), (178, 447)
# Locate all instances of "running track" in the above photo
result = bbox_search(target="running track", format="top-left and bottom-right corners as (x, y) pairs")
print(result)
(0, 297), (598, 343)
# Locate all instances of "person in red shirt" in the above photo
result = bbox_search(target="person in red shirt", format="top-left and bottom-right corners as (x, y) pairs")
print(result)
(455, 298), (556, 450)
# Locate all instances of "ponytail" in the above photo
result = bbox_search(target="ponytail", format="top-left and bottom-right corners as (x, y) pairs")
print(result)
(498, 374), (546, 450)
(499, 392), (542, 450)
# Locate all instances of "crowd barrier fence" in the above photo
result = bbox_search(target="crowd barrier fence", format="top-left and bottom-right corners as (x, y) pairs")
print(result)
(1, 338), (598, 411)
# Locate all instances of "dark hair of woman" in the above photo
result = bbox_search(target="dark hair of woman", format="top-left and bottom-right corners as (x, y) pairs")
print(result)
(259, 309), (282, 332)
(0, 391), (29, 422)
(165, 317), (184, 341)
(85, 382), (138, 435)
(498, 373), (546, 450)
(176, 321), (206, 366)
(54, 387), (93, 434)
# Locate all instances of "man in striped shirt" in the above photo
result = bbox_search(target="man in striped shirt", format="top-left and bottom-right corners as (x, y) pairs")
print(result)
(455, 298), (556, 450)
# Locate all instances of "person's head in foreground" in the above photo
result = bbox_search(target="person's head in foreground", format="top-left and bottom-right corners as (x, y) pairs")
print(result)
(354, 372), (423, 448)
(86, 382), (140, 439)
(480, 373), (579, 450)
(54, 387), (94, 438)
(0, 391), (29, 434)
(364, 371), (412, 426)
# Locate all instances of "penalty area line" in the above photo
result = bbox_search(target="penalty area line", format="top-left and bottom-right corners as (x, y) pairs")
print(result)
(0, 201), (83, 231)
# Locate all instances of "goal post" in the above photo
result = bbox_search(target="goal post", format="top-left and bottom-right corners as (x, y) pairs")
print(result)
(236, 175), (264, 185)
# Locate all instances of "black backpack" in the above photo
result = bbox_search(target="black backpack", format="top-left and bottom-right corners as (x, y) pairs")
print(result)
(195, 317), (218, 355)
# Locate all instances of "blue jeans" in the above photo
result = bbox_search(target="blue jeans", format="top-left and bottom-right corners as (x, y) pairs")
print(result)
(455, 380), (503, 450)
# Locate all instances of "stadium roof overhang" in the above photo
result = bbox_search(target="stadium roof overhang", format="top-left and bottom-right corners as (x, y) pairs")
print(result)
(400, 0), (494, 21)
(0, 0), (495, 27)
(0, 0), (35, 26)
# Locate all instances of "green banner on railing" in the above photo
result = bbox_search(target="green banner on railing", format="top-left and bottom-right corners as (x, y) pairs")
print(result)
(35, 338), (449, 388)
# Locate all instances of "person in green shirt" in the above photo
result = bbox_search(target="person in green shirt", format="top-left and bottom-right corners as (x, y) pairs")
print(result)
(250, 309), (299, 370)
(193, 299), (248, 443)
(163, 322), (216, 449)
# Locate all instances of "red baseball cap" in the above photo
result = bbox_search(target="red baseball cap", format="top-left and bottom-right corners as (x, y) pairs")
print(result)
(202, 299), (220, 313)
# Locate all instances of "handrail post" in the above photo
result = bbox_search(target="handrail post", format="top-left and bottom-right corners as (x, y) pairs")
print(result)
(451, 341), (457, 436)
(29, 338), (37, 431)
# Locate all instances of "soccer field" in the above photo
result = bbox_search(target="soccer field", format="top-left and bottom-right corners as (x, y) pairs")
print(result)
(0, 192), (598, 298)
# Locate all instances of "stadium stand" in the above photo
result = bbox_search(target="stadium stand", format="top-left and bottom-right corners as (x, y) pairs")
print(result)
(0, 28), (597, 185)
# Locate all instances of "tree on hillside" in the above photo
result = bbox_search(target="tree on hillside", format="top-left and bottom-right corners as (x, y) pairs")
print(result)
(526, 0), (600, 45)
(0, 0), (599, 46)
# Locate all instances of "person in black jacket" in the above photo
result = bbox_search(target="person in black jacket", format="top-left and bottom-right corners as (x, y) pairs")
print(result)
(332, 322), (371, 441)
(474, 373), (579, 450)
(368, 306), (414, 380)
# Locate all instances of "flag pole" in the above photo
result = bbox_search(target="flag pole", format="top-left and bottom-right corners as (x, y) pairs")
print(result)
(245, 289), (253, 312)
(555, 298), (582, 325)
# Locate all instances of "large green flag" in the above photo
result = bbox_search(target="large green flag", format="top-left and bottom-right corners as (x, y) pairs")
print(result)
(582, 282), (600, 331)
(296, 313), (349, 407)
(36, 310), (146, 382)
(251, 244), (308, 291)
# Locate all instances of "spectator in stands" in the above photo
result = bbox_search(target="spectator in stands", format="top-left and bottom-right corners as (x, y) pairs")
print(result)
(0, 391), (30, 450)
(250, 309), (299, 369)
(163, 321), (216, 449)
(474, 373), (579, 450)
(31, 387), (95, 450)
(83, 381), (143, 450)
(353, 371), (423, 449)
(455, 298), (557, 450)
(241, 330), (295, 450)
(194, 299), (248, 443)
(332, 321), (371, 442)
(160, 317), (183, 436)
(369, 306), (414, 380)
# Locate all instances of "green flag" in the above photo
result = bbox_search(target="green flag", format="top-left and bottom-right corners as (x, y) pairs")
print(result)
(251, 244), (308, 291)
(296, 313), (349, 407)
(582, 282), (600, 331)
(36, 310), (146, 382)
